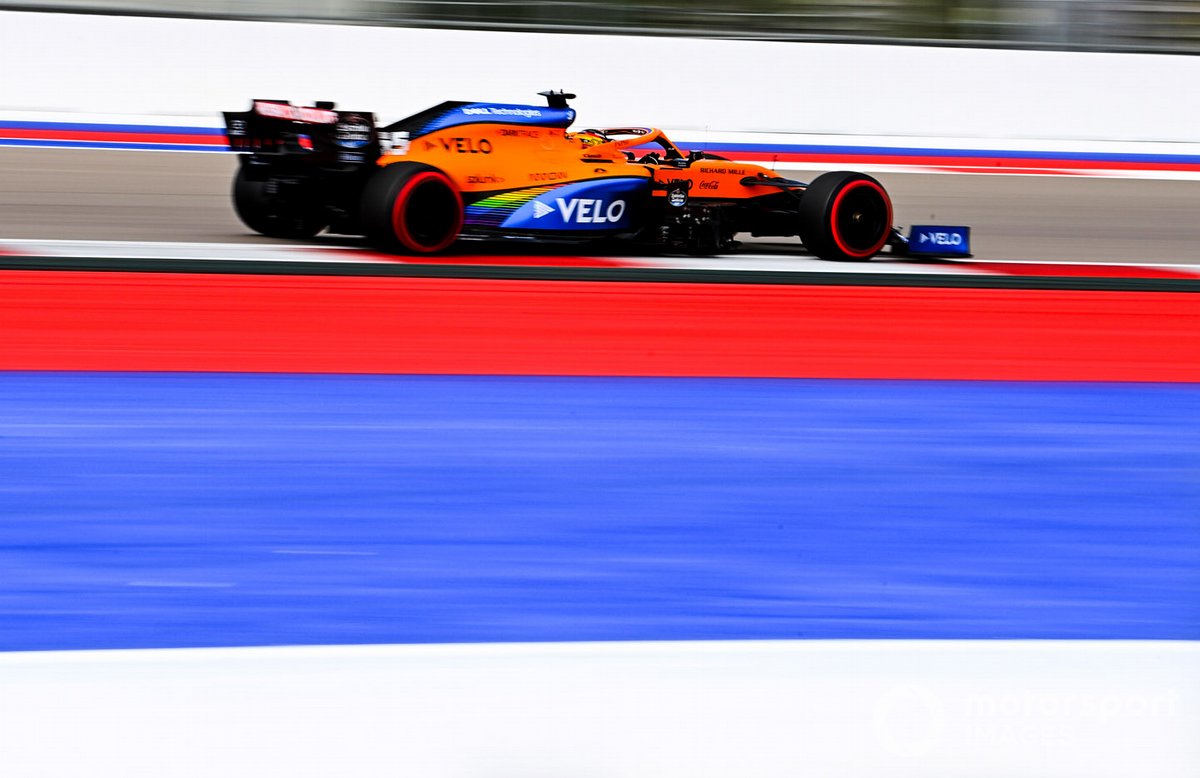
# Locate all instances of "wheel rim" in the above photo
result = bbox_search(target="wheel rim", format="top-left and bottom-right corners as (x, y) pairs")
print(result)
(828, 179), (891, 258)
(391, 172), (463, 253)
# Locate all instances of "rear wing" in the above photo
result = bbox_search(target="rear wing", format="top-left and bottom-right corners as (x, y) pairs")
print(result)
(222, 100), (381, 169)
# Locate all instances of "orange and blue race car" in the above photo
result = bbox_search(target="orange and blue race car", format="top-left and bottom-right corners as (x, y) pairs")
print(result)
(222, 91), (969, 260)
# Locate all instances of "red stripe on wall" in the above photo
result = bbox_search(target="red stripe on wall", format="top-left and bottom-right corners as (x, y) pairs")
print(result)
(1, 270), (1196, 381)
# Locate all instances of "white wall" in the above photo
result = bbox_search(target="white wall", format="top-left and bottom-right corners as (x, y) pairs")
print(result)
(1, 10), (1198, 144)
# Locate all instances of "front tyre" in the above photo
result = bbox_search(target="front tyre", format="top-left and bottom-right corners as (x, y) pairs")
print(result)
(232, 168), (326, 239)
(361, 163), (463, 254)
(797, 171), (892, 261)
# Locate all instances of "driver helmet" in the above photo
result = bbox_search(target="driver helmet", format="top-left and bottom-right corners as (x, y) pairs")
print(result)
(576, 131), (607, 147)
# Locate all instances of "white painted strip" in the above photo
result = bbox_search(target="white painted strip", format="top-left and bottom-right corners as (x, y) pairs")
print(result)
(0, 238), (390, 263)
(0, 110), (225, 128)
(0, 141), (232, 154)
(4, 238), (1197, 278)
(0, 640), (1195, 778)
(644, 254), (989, 274)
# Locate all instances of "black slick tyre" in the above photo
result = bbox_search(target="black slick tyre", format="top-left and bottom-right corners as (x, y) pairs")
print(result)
(232, 167), (326, 239)
(797, 171), (893, 261)
(360, 163), (463, 254)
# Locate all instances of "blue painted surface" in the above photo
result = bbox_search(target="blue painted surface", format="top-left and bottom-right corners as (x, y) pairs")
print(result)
(4, 122), (1200, 167)
(1, 373), (1197, 650)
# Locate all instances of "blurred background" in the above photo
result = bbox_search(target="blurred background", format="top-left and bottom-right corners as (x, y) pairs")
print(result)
(2, 0), (1199, 52)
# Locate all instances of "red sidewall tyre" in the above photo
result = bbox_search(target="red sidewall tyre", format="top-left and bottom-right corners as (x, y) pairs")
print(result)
(362, 163), (463, 254)
(798, 171), (893, 261)
(827, 179), (892, 259)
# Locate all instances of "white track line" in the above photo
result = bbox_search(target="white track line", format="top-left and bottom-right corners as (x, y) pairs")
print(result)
(3, 238), (1198, 277)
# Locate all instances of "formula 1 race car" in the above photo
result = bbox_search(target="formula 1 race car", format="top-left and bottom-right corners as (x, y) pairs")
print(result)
(222, 91), (969, 260)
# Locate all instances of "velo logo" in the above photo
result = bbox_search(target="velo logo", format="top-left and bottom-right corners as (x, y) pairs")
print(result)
(534, 197), (626, 224)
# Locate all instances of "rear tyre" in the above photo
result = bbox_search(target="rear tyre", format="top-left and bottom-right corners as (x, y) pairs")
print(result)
(797, 171), (892, 261)
(360, 163), (463, 254)
(232, 168), (326, 239)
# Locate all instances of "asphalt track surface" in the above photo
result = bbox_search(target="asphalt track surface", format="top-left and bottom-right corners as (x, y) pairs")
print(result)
(2, 146), (1199, 264)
